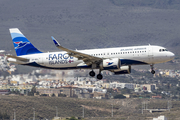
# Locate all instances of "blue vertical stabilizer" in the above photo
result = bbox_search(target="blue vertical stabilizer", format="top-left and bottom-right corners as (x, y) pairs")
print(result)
(9, 28), (42, 56)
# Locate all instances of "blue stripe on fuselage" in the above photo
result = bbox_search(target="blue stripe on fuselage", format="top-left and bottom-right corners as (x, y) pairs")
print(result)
(24, 62), (92, 70)
(121, 59), (148, 65)
(23, 59), (148, 70)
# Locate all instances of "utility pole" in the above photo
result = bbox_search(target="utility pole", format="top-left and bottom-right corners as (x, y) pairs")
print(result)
(13, 109), (16, 120)
(55, 106), (58, 117)
(82, 106), (84, 118)
(168, 100), (171, 111)
(33, 108), (35, 120)
(146, 101), (148, 110)
(111, 104), (113, 117)
(142, 102), (144, 114)
(167, 100), (169, 111)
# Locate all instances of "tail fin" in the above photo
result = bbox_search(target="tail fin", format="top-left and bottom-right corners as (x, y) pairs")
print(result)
(9, 28), (42, 56)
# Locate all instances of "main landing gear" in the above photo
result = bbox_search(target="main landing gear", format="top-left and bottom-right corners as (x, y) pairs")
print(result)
(150, 64), (155, 74)
(89, 70), (103, 80)
(89, 70), (95, 77)
(97, 74), (103, 80)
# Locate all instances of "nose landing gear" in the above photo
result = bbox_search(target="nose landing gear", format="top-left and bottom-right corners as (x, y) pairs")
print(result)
(150, 64), (155, 74)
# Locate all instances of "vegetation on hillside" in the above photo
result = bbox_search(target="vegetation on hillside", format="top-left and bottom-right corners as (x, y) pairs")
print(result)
(109, 0), (180, 9)
(1, 95), (180, 119)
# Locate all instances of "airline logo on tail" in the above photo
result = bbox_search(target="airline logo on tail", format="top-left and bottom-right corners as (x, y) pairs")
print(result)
(14, 41), (30, 49)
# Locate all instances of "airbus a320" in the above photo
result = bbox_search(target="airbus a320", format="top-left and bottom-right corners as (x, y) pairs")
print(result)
(7, 28), (175, 80)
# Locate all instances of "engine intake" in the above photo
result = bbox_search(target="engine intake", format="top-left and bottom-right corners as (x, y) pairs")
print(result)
(100, 58), (121, 70)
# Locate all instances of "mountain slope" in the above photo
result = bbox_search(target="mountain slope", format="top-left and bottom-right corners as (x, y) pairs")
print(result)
(0, 0), (180, 56)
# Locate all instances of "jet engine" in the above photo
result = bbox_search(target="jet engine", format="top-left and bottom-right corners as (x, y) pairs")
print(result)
(113, 66), (131, 74)
(100, 58), (121, 70)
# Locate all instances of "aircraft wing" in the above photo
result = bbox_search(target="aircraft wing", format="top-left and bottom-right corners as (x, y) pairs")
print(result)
(6, 55), (29, 62)
(51, 36), (102, 65)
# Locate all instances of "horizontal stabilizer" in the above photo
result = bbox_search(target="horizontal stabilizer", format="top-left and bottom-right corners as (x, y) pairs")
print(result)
(6, 55), (29, 62)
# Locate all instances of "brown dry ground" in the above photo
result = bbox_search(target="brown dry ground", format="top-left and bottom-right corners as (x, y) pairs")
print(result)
(0, 95), (180, 120)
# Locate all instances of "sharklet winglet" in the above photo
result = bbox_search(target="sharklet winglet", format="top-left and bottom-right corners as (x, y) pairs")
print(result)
(51, 36), (60, 47)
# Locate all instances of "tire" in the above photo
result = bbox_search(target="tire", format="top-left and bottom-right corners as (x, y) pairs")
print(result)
(97, 74), (103, 80)
(89, 71), (95, 77)
(151, 70), (155, 74)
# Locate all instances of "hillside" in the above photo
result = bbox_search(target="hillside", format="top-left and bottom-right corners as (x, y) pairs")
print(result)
(0, 0), (180, 57)
(110, 0), (180, 9)
(1, 95), (180, 120)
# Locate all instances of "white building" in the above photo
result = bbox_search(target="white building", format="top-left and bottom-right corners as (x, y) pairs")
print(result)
(109, 82), (134, 89)
(153, 115), (167, 120)
(78, 86), (107, 94)
(74, 77), (96, 86)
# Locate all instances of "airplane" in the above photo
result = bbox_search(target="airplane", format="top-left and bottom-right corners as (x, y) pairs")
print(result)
(7, 28), (175, 80)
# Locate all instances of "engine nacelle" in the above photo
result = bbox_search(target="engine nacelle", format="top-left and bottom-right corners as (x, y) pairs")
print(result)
(100, 58), (121, 70)
(113, 66), (131, 75)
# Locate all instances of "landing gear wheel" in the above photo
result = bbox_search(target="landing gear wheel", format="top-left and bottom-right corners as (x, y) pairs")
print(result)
(97, 74), (103, 80)
(89, 71), (95, 77)
(150, 64), (155, 74)
(151, 70), (155, 74)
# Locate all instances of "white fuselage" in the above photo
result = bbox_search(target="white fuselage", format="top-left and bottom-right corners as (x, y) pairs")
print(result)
(10, 45), (174, 70)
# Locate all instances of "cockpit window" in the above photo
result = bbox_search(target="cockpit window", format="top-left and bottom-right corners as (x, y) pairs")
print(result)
(159, 49), (168, 52)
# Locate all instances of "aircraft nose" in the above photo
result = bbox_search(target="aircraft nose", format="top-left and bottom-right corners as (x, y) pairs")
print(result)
(169, 52), (175, 60)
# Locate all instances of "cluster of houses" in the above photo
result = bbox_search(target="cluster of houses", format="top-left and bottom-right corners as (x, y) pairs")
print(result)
(0, 68), (159, 99)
